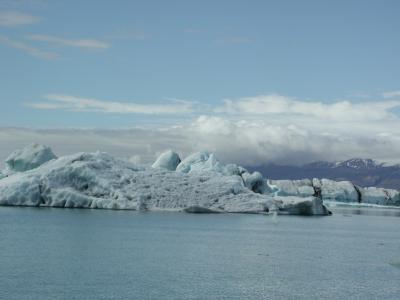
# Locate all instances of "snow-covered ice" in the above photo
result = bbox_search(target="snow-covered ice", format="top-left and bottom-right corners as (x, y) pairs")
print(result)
(361, 187), (400, 206)
(0, 145), (329, 215)
(4, 143), (57, 174)
(269, 179), (315, 197)
(151, 150), (181, 171)
(316, 179), (360, 203)
(176, 152), (224, 174)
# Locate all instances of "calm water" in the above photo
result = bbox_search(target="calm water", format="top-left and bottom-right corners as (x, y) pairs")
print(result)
(0, 207), (399, 300)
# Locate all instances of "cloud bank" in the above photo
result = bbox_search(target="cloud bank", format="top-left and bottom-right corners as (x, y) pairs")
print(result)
(4, 93), (400, 167)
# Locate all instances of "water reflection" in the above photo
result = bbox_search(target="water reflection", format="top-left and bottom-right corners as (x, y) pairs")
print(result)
(330, 207), (400, 217)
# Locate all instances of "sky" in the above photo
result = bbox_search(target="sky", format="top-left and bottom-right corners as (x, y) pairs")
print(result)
(0, 0), (400, 166)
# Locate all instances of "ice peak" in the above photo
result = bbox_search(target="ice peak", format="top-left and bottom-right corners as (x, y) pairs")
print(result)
(152, 150), (181, 171)
(5, 143), (57, 173)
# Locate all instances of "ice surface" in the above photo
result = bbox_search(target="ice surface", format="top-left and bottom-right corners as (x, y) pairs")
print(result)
(319, 179), (359, 202)
(5, 143), (57, 173)
(270, 179), (315, 197)
(242, 171), (272, 194)
(361, 187), (400, 206)
(176, 152), (224, 174)
(151, 150), (181, 171)
(0, 147), (329, 215)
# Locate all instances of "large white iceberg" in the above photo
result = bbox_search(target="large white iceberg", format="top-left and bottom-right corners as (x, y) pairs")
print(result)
(0, 146), (329, 215)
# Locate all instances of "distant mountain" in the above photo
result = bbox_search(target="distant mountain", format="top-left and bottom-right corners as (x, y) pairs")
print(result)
(247, 158), (400, 190)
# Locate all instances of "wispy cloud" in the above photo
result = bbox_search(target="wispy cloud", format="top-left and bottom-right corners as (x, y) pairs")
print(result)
(215, 94), (400, 122)
(0, 35), (59, 59)
(0, 11), (40, 26)
(26, 94), (195, 114)
(383, 90), (400, 99)
(28, 34), (110, 49)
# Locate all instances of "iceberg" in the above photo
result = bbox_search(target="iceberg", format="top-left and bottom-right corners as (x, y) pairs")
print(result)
(270, 178), (400, 206)
(0, 145), (329, 215)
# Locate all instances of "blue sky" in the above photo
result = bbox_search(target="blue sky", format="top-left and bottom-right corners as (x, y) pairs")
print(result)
(0, 0), (400, 164)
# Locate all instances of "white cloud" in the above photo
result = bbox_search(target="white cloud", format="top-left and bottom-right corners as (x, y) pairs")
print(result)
(183, 115), (400, 166)
(215, 94), (400, 122)
(0, 35), (59, 60)
(28, 34), (110, 49)
(0, 11), (40, 26)
(26, 94), (195, 114)
(1, 116), (400, 169)
(383, 90), (400, 99)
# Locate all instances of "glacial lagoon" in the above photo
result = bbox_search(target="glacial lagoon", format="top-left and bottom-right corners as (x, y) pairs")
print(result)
(0, 207), (399, 300)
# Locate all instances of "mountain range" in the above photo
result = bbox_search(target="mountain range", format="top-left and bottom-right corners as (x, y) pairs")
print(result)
(248, 158), (400, 190)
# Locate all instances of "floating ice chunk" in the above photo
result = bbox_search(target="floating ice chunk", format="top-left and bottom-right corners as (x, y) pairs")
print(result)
(5, 143), (57, 173)
(151, 150), (181, 171)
